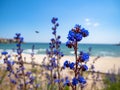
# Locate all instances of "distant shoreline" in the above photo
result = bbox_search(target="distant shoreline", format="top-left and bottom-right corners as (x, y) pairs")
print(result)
(0, 42), (116, 45)
(0, 38), (16, 43)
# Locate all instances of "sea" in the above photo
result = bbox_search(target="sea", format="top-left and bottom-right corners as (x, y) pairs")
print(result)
(0, 43), (120, 57)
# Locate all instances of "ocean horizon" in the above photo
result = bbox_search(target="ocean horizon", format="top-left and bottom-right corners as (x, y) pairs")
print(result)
(0, 43), (120, 57)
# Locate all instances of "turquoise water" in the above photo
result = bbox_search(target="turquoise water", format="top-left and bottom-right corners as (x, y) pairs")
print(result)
(0, 43), (120, 57)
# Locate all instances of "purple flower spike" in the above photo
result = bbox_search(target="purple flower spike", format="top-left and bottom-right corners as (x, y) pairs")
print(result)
(78, 76), (86, 84)
(52, 30), (56, 34)
(16, 33), (21, 37)
(66, 41), (72, 48)
(82, 65), (88, 71)
(51, 57), (56, 62)
(64, 60), (69, 68)
(75, 33), (82, 41)
(81, 28), (89, 37)
(72, 77), (78, 86)
(51, 17), (58, 24)
(80, 52), (89, 62)
(74, 24), (81, 29)
(10, 79), (17, 84)
(64, 78), (70, 86)
(7, 60), (14, 65)
(54, 79), (60, 83)
(69, 62), (75, 69)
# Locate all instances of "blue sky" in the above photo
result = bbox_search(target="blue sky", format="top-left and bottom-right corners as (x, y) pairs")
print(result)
(0, 0), (120, 44)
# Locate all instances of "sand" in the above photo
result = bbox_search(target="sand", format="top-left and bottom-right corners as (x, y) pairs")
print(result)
(0, 53), (120, 90)
(20, 54), (120, 74)
(1, 53), (120, 74)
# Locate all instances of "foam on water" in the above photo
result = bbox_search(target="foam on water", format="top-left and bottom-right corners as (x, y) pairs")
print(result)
(99, 51), (116, 57)
(70, 51), (80, 55)
(23, 48), (46, 54)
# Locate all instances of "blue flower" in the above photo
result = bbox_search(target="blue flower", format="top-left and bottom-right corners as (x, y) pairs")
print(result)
(1, 51), (8, 55)
(80, 52), (89, 62)
(75, 33), (82, 41)
(26, 71), (32, 77)
(48, 66), (53, 71)
(74, 24), (81, 29)
(52, 62), (57, 68)
(51, 38), (55, 43)
(82, 65), (88, 71)
(16, 33), (21, 37)
(78, 76), (86, 84)
(20, 37), (24, 42)
(64, 78), (70, 86)
(52, 30), (56, 34)
(26, 81), (30, 85)
(29, 76), (35, 84)
(69, 62), (74, 69)
(7, 60), (14, 65)
(8, 55), (11, 58)
(55, 23), (59, 27)
(51, 17), (58, 24)
(10, 79), (16, 84)
(14, 33), (21, 39)
(51, 57), (56, 62)
(16, 44), (21, 47)
(58, 52), (64, 57)
(72, 77), (78, 86)
(67, 30), (75, 41)
(19, 84), (23, 88)
(57, 35), (61, 39)
(52, 26), (56, 30)
(7, 66), (11, 71)
(54, 79), (60, 83)
(20, 66), (25, 71)
(17, 49), (23, 55)
(81, 28), (89, 37)
(56, 40), (61, 45)
(49, 44), (55, 49)
(64, 60), (69, 68)
(66, 41), (72, 48)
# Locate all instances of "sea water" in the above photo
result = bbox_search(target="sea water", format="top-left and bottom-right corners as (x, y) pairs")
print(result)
(0, 43), (120, 57)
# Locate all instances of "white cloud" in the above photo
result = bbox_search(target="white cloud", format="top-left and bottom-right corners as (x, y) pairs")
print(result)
(93, 22), (100, 27)
(86, 22), (91, 26)
(84, 18), (100, 27)
(85, 18), (90, 22)
(85, 18), (91, 26)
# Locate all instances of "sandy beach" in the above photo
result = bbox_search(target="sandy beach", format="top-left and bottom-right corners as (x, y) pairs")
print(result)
(1, 53), (119, 90)
(20, 54), (120, 74)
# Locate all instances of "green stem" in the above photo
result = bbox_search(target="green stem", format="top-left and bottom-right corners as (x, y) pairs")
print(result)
(20, 54), (26, 90)
(74, 41), (78, 90)
(50, 70), (53, 90)
(57, 57), (61, 90)
(9, 78), (13, 90)
(55, 34), (61, 90)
